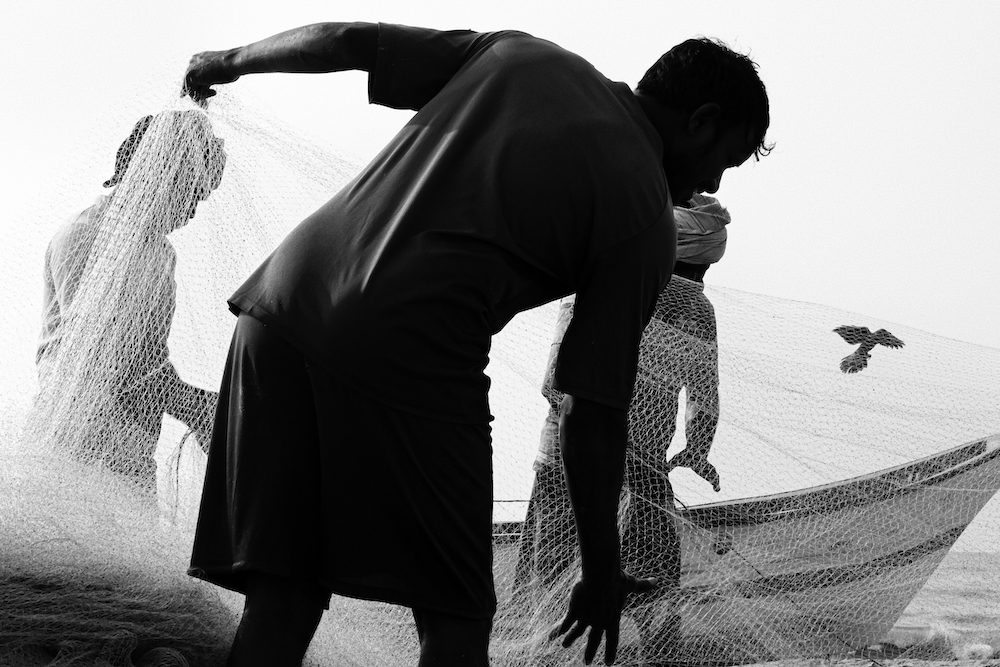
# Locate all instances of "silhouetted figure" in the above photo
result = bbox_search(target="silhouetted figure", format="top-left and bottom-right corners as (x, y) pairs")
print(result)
(37, 111), (225, 490)
(182, 23), (769, 667)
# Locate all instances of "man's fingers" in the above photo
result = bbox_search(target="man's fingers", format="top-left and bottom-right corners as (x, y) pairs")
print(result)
(181, 80), (217, 102)
(584, 626), (604, 665)
(689, 460), (721, 491)
(561, 619), (587, 648)
(549, 616), (571, 642)
(703, 463), (721, 491)
(632, 576), (658, 595)
(698, 468), (719, 491)
(603, 621), (619, 666)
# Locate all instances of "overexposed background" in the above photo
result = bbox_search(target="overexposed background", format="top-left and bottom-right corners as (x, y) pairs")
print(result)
(3, 0), (999, 350)
(5, 1), (999, 507)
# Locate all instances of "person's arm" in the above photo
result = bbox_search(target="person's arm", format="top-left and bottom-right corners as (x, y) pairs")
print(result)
(666, 296), (721, 490)
(666, 391), (721, 491)
(533, 297), (576, 470)
(554, 394), (655, 665)
(548, 210), (674, 663)
(183, 22), (379, 102)
(159, 363), (218, 451)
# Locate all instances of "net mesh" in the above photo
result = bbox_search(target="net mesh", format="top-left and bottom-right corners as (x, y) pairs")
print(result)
(3, 88), (999, 666)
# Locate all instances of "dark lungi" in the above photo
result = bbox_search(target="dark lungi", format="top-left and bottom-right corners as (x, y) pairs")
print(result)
(189, 313), (496, 619)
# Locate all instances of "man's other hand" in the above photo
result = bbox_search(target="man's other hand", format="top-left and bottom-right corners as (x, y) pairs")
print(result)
(666, 449), (721, 492)
(550, 571), (657, 665)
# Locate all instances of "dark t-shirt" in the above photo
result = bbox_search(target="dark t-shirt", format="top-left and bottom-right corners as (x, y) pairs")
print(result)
(229, 24), (675, 423)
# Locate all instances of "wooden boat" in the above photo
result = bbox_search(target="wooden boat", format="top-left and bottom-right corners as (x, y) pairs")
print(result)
(495, 434), (1000, 664)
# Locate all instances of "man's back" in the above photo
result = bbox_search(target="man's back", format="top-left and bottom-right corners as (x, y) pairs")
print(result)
(38, 197), (106, 365)
(38, 195), (178, 382)
(230, 25), (673, 422)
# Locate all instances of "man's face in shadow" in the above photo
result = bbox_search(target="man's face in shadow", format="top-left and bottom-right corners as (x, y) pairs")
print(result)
(174, 134), (227, 228)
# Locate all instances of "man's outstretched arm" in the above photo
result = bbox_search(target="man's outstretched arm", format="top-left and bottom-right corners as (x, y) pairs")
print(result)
(555, 394), (656, 665)
(183, 22), (379, 102)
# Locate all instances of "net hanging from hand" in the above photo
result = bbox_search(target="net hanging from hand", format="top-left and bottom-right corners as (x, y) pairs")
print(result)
(3, 86), (1000, 667)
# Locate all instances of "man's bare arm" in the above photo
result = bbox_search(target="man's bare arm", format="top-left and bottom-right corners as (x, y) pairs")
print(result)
(183, 22), (379, 102)
(561, 395), (626, 580)
(666, 406), (721, 491)
(554, 394), (655, 665)
(667, 337), (722, 491)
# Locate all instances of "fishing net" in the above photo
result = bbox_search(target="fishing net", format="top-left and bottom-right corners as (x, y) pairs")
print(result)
(493, 287), (1000, 666)
(3, 91), (358, 666)
(3, 86), (999, 666)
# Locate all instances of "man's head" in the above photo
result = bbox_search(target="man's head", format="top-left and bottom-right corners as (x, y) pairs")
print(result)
(637, 38), (771, 203)
(164, 110), (227, 226)
(105, 110), (227, 231)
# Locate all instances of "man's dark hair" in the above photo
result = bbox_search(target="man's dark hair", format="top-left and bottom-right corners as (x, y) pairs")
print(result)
(638, 38), (773, 159)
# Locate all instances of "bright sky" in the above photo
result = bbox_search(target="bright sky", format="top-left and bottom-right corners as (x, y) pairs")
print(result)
(3, 0), (1000, 349)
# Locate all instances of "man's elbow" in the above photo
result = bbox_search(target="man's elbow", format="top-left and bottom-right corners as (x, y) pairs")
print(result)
(329, 22), (379, 73)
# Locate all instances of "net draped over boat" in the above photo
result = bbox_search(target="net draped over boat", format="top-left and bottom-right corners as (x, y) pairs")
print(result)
(2, 89), (999, 667)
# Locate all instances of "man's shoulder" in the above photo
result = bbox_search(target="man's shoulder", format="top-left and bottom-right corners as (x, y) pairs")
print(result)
(49, 210), (96, 250)
(47, 194), (111, 258)
(489, 30), (601, 82)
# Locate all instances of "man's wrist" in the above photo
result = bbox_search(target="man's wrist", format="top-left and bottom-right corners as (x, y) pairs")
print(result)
(224, 47), (246, 78)
(579, 540), (620, 582)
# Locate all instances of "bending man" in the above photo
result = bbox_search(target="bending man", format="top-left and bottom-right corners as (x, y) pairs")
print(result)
(183, 22), (769, 667)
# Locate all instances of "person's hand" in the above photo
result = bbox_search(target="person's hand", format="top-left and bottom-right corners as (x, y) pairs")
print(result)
(182, 50), (240, 105)
(550, 571), (657, 665)
(187, 392), (218, 454)
(666, 449), (721, 492)
(191, 418), (214, 454)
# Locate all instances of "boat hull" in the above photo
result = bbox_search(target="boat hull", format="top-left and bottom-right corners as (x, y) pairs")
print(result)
(665, 435), (1000, 662)
(494, 435), (1000, 665)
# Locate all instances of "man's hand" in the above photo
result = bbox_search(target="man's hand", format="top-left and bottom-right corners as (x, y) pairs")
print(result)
(666, 449), (721, 492)
(182, 50), (240, 104)
(189, 392), (219, 454)
(551, 571), (657, 665)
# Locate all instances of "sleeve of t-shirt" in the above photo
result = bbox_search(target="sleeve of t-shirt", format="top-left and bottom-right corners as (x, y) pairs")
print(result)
(368, 23), (507, 111)
(553, 214), (676, 411)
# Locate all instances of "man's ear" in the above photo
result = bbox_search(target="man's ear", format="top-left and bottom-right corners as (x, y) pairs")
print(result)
(688, 103), (721, 135)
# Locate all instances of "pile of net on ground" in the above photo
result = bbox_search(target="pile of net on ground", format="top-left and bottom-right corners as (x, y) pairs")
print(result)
(3, 88), (999, 666)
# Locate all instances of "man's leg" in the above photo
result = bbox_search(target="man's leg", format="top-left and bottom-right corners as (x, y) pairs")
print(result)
(412, 607), (492, 667)
(622, 463), (680, 586)
(534, 459), (578, 588)
(512, 477), (540, 590)
(191, 314), (328, 667)
(226, 572), (326, 667)
(513, 460), (578, 593)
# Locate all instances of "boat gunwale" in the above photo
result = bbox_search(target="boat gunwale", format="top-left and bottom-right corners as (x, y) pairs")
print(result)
(678, 435), (1000, 530)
